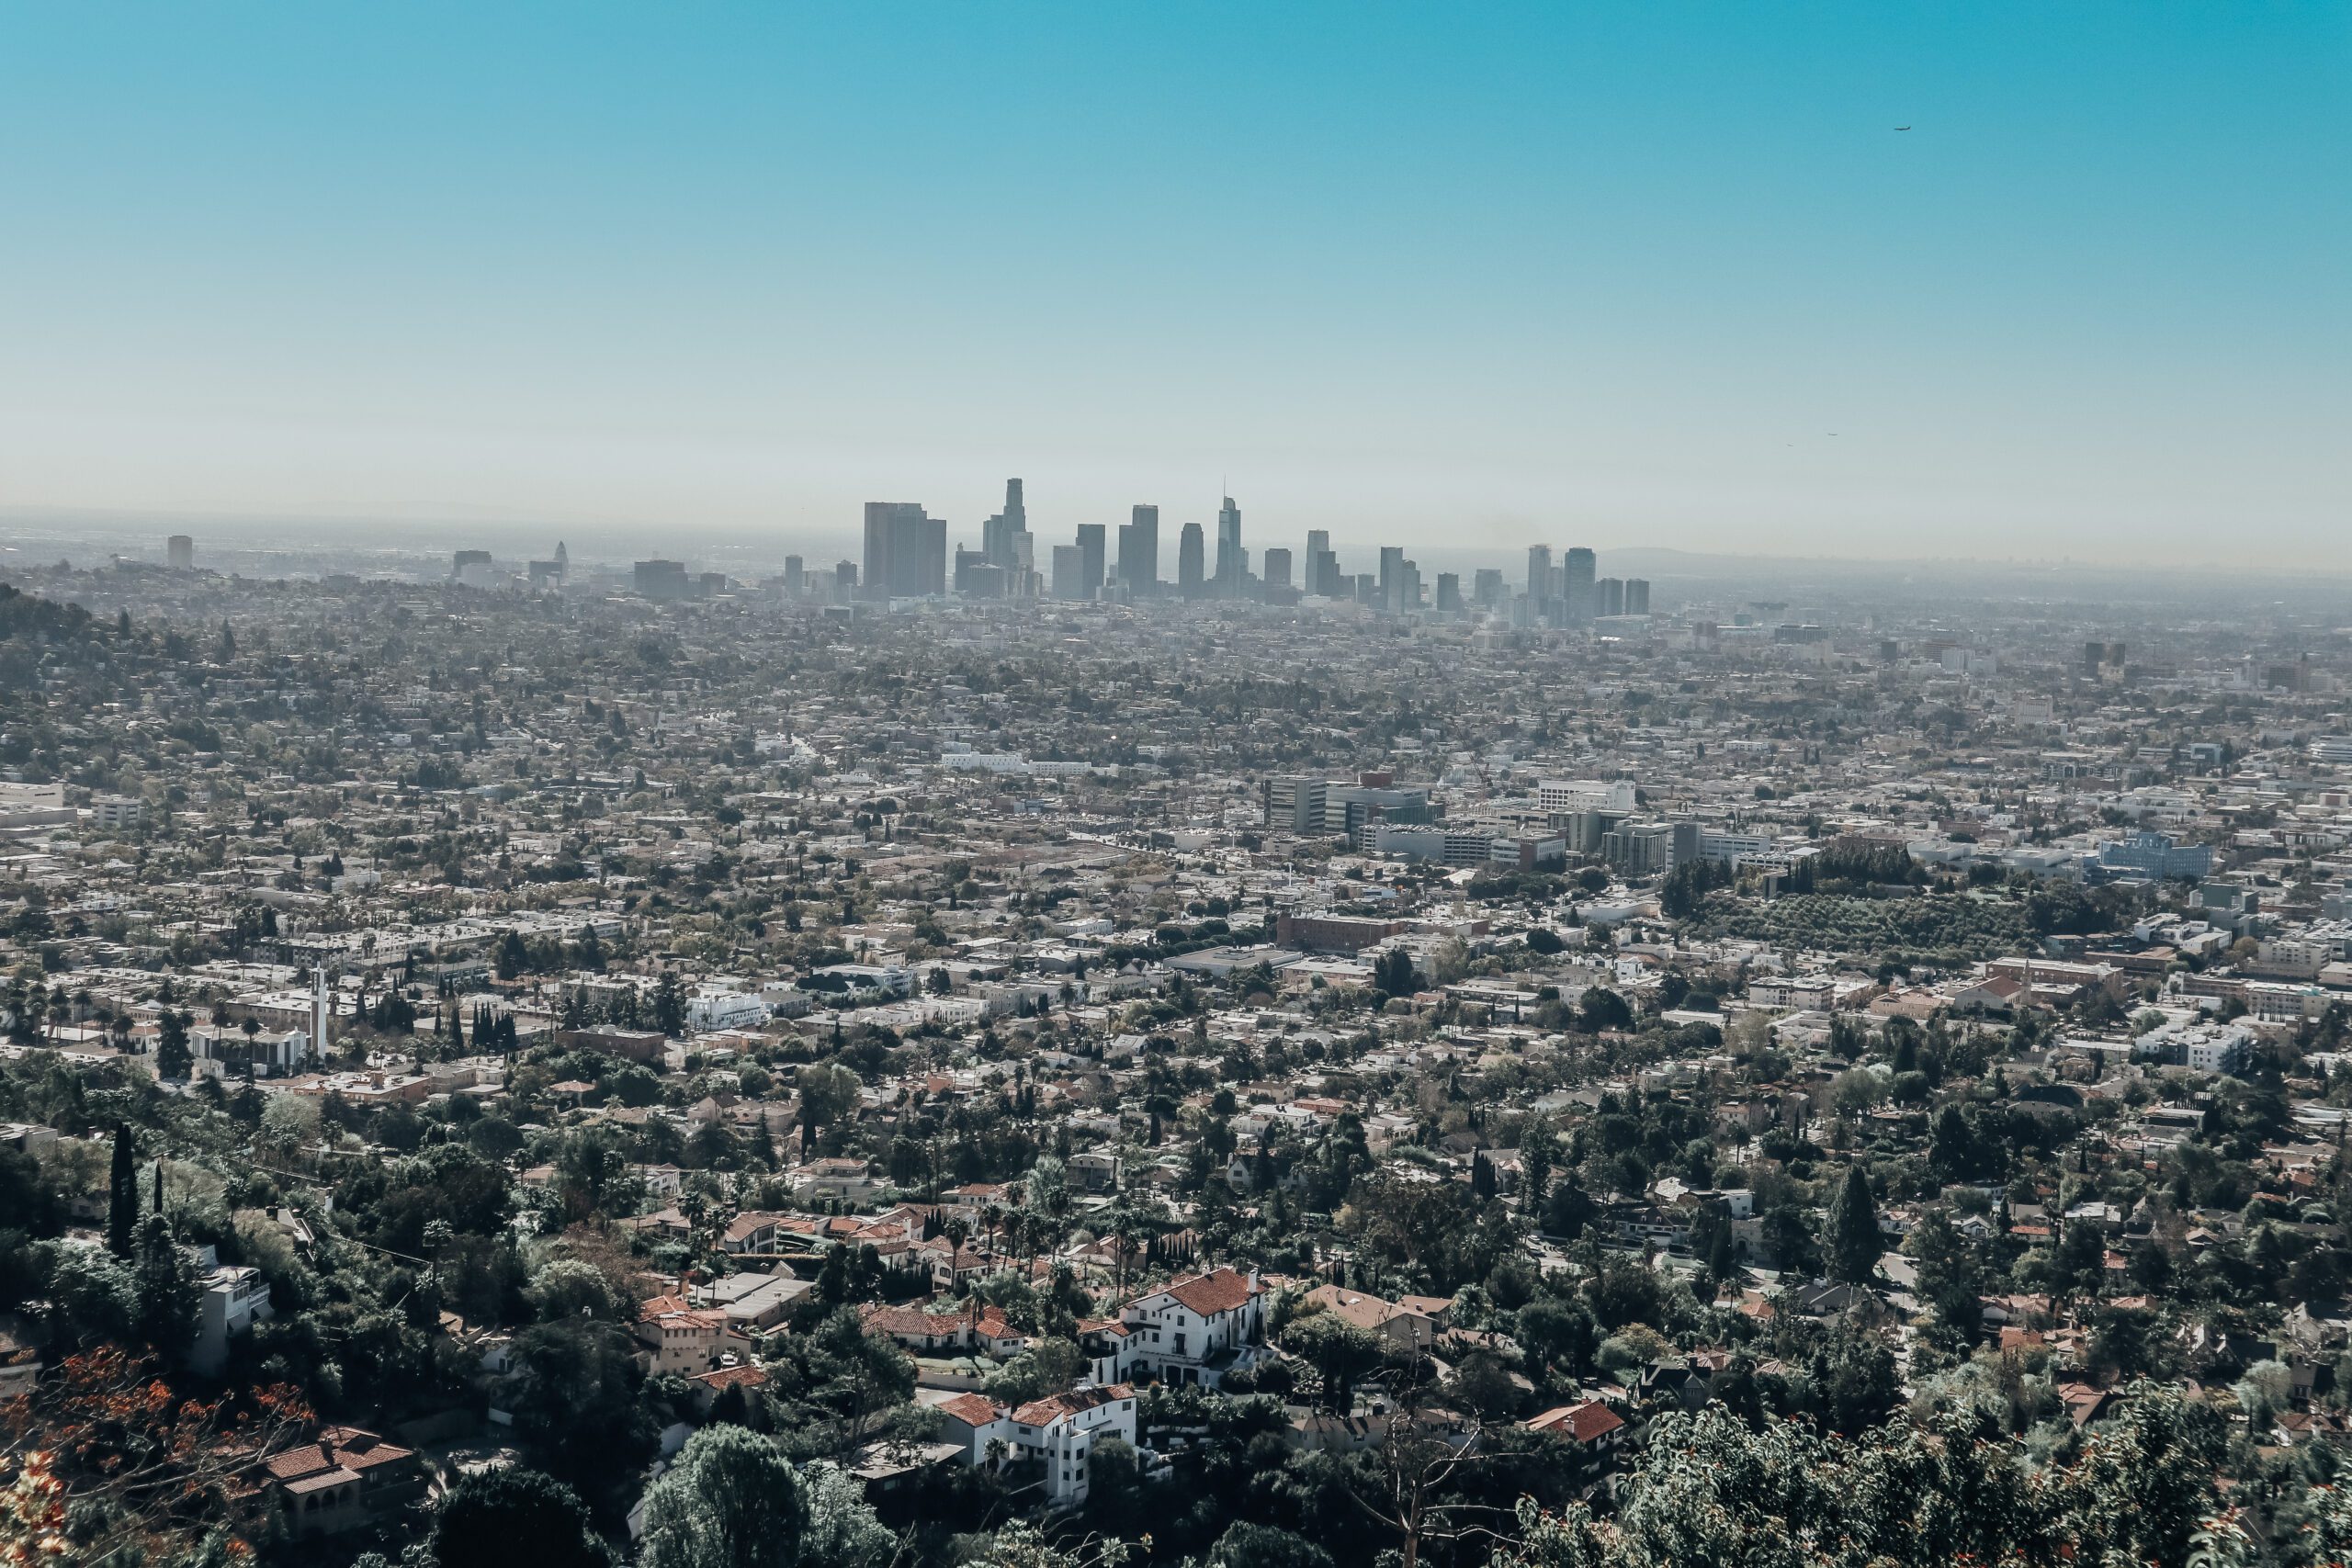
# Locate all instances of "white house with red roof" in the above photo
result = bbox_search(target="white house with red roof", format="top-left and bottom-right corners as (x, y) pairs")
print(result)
(633, 1292), (734, 1372)
(1119, 1267), (1266, 1388)
(929, 1382), (1137, 1506)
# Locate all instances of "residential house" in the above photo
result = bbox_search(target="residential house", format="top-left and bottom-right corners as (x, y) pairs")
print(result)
(263, 1427), (427, 1539)
(1119, 1267), (1266, 1388)
(635, 1292), (732, 1372)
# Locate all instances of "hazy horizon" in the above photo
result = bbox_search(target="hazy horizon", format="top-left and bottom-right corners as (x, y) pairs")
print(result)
(3, 3), (2346, 566)
(14, 503), (2352, 609)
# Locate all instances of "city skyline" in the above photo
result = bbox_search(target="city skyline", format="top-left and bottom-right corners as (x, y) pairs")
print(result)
(3, 3), (2346, 567)
(7, 6), (2352, 1562)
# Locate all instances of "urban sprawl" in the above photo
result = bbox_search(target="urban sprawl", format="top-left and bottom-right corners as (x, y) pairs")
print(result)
(7, 493), (2352, 1568)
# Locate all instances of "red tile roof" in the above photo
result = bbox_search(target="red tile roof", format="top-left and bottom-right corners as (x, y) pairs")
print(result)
(1157, 1267), (1259, 1317)
(936, 1393), (1004, 1427)
(1010, 1383), (1132, 1427)
(1526, 1401), (1623, 1443)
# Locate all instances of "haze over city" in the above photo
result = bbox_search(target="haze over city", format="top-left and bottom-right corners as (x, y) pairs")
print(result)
(4, 2), (2346, 569)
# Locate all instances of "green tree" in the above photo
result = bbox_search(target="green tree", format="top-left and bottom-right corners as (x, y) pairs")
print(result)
(1287, 1309), (1385, 1412)
(797, 1064), (862, 1150)
(1904, 1207), (1982, 1347)
(1824, 1163), (1881, 1285)
(1208, 1522), (1334, 1568)
(1577, 987), (1634, 1033)
(499, 1319), (660, 1501)
(107, 1123), (137, 1258)
(1488, 1383), (2223, 1568)
(35, 1241), (137, 1343)
(1516, 1296), (1599, 1379)
(639, 1425), (808, 1568)
(1520, 1117), (1558, 1204)
(430, 1466), (611, 1568)
(155, 1010), (193, 1080)
(654, 969), (688, 1037)
(982, 1337), (1085, 1405)
(131, 1213), (199, 1358)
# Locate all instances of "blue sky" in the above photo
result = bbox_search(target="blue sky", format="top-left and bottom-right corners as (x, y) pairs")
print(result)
(2, 2), (2346, 565)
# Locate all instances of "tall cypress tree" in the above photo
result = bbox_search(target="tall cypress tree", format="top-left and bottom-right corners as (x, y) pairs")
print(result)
(1826, 1162), (1883, 1286)
(107, 1123), (137, 1258)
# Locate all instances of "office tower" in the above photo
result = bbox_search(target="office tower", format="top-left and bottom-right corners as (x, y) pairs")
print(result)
(1392, 558), (1422, 613)
(863, 502), (945, 600)
(1624, 577), (1650, 615)
(1117, 504), (1159, 593)
(1597, 577), (1624, 617)
(1262, 547), (1293, 591)
(1051, 545), (1087, 600)
(1435, 572), (1462, 613)
(1526, 545), (1553, 612)
(835, 560), (858, 596)
(634, 558), (688, 601)
(166, 535), (194, 571)
(1075, 524), (1106, 596)
(1564, 547), (1597, 624)
(864, 502), (919, 599)
(1215, 495), (1242, 590)
(1378, 547), (1405, 609)
(784, 555), (805, 593)
(1473, 568), (1504, 607)
(452, 548), (491, 580)
(981, 478), (1032, 586)
(1177, 522), (1206, 596)
(1305, 547), (1335, 596)
(919, 514), (947, 595)
(1354, 573), (1377, 604)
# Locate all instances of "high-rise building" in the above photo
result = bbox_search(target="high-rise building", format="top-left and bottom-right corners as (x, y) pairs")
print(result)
(165, 535), (194, 571)
(981, 479), (1033, 592)
(863, 502), (945, 600)
(1051, 545), (1087, 600)
(452, 548), (492, 580)
(1473, 568), (1504, 607)
(1597, 577), (1624, 617)
(953, 546), (987, 594)
(784, 555), (805, 593)
(834, 560), (858, 596)
(1075, 524), (1106, 597)
(1306, 529), (1329, 563)
(1378, 547), (1406, 610)
(1526, 546), (1554, 612)
(1261, 547), (1294, 591)
(1435, 573), (1462, 613)
(528, 539), (568, 587)
(1214, 495), (1243, 591)
(634, 558), (688, 601)
(1623, 578), (1650, 615)
(1117, 505), (1159, 593)
(1307, 547), (1341, 596)
(1177, 522), (1206, 596)
(1563, 547), (1597, 624)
